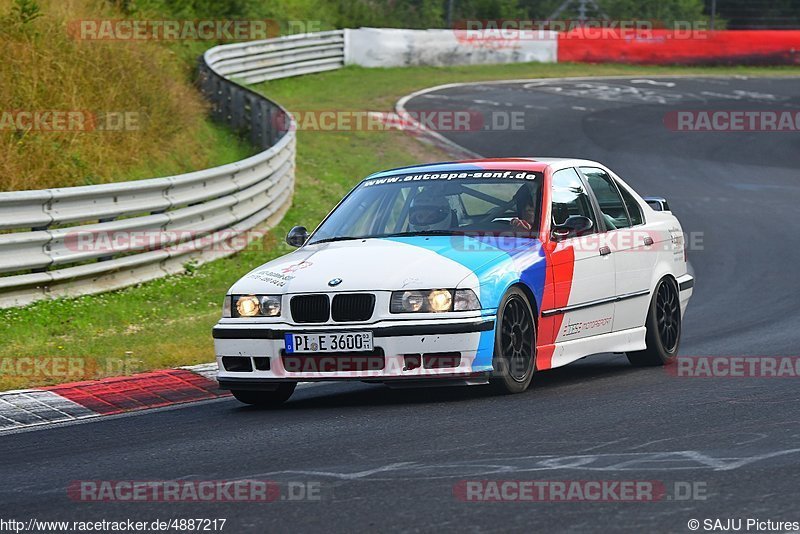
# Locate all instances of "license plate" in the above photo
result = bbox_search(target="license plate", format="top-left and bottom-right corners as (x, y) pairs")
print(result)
(284, 332), (373, 353)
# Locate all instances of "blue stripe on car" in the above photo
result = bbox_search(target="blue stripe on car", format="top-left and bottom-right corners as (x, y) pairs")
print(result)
(384, 235), (547, 370)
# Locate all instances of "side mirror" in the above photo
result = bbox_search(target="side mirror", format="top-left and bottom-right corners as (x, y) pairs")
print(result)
(552, 215), (593, 241)
(643, 196), (670, 212)
(286, 226), (309, 247)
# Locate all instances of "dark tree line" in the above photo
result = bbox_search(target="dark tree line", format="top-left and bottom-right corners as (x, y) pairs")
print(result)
(109, 0), (800, 30)
(704, 0), (800, 29)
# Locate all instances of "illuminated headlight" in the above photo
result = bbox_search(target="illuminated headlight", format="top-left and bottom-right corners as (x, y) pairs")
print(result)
(232, 295), (282, 318)
(236, 295), (260, 317)
(428, 289), (453, 312)
(390, 289), (480, 313)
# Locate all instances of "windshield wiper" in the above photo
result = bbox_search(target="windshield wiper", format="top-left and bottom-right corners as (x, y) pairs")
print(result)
(378, 230), (457, 238)
(309, 236), (364, 245)
(312, 230), (456, 244)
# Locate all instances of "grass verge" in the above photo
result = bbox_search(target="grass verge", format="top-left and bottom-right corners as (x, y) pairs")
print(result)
(0, 0), (254, 191)
(0, 62), (796, 390)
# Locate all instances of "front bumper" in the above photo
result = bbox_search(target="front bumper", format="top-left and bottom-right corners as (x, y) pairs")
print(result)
(213, 317), (495, 385)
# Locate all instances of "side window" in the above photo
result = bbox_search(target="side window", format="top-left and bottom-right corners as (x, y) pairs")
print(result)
(551, 168), (597, 233)
(580, 167), (631, 230)
(617, 183), (644, 226)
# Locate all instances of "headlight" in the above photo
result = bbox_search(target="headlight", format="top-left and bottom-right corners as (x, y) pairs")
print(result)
(399, 290), (426, 312)
(259, 295), (281, 316)
(390, 289), (480, 313)
(232, 295), (282, 318)
(428, 289), (453, 312)
(236, 295), (260, 317)
(454, 289), (481, 311)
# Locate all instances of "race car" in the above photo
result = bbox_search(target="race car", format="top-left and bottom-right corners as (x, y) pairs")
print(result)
(213, 158), (693, 406)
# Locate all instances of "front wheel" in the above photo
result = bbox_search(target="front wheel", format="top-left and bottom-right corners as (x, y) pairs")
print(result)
(490, 287), (536, 394)
(231, 383), (296, 407)
(627, 277), (682, 366)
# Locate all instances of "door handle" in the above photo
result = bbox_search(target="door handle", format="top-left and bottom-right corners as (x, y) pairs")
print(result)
(643, 236), (654, 246)
(599, 246), (612, 256)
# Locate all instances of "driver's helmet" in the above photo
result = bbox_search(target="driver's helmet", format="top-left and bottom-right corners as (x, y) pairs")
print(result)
(408, 190), (453, 232)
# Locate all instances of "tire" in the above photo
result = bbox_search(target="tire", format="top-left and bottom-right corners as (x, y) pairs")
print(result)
(231, 383), (296, 407)
(490, 287), (537, 394)
(627, 277), (681, 367)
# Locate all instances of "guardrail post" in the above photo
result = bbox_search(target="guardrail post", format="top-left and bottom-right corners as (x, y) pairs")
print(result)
(231, 90), (246, 135)
(268, 106), (278, 148)
(97, 217), (115, 262)
(250, 98), (272, 147)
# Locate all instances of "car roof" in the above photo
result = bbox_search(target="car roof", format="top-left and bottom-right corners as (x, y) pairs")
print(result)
(363, 157), (604, 180)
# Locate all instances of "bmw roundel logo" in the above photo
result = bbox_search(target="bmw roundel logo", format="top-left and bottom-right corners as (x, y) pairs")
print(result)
(328, 278), (343, 287)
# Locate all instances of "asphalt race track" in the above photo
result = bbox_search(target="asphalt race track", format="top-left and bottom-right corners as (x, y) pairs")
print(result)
(2, 77), (800, 532)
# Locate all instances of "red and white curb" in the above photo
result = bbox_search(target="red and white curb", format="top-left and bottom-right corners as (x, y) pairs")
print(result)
(0, 363), (227, 432)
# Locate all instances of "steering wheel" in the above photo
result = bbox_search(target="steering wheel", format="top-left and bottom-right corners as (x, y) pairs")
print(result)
(474, 198), (518, 225)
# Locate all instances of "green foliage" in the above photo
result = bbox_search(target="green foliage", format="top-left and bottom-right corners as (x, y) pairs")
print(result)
(600, 0), (706, 25)
(0, 0), (254, 191)
(10, 0), (42, 24)
(454, 0), (526, 21)
(106, 0), (135, 14)
(713, 0), (800, 28)
(183, 260), (200, 276)
(108, 0), (800, 31)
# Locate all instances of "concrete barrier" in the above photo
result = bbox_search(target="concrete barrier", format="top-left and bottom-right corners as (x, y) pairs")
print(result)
(558, 29), (800, 65)
(345, 28), (558, 67)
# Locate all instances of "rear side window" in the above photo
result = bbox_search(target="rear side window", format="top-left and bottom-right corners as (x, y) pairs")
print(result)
(617, 184), (644, 226)
(580, 167), (632, 230)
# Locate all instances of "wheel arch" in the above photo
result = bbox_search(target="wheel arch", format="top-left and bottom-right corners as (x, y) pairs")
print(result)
(491, 282), (538, 391)
(649, 259), (679, 298)
(506, 281), (540, 371)
(653, 272), (679, 296)
(509, 281), (540, 327)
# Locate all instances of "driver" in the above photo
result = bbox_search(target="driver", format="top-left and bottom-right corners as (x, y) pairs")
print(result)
(408, 190), (453, 232)
(510, 185), (537, 232)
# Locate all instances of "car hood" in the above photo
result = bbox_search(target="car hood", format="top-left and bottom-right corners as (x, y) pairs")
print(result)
(228, 235), (533, 297)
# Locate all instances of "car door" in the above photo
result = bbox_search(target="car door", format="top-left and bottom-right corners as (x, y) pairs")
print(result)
(580, 166), (654, 332)
(546, 167), (616, 351)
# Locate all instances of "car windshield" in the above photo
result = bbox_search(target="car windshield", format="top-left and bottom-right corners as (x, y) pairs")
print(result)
(308, 170), (543, 244)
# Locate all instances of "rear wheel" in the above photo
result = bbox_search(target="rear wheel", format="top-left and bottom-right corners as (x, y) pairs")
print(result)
(490, 287), (536, 394)
(627, 277), (681, 366)
(231, 383), (296, 407)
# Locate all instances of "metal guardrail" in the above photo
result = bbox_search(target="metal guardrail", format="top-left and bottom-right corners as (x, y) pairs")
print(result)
(204, 30), (345, 85)
(0, 31), (346, 309)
